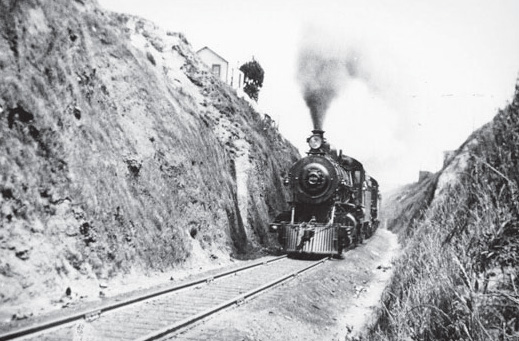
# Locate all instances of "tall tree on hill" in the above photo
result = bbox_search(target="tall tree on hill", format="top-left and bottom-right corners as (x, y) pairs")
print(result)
(240, 58), (264, 102)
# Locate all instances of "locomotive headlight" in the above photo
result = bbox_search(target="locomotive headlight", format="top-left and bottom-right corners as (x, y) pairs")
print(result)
(308, 135), (323, 149)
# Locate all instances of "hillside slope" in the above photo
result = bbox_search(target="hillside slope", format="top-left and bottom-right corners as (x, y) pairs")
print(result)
(369, 84), (519, 340)
(0, 0), (299, 318)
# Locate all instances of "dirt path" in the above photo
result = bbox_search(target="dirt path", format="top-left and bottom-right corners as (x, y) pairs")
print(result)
(172, 227), (400, 341)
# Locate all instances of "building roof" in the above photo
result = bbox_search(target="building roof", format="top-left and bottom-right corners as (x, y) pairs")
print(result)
(196, 46), (228, 64)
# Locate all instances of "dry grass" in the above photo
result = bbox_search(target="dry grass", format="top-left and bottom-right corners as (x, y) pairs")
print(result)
(364, 87), (519, 340)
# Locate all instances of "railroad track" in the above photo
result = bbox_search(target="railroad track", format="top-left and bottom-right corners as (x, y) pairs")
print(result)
(0, 256), (327, 341)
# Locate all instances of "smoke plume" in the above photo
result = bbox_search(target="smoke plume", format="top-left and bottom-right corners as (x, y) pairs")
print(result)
(297, 31), (366, 130)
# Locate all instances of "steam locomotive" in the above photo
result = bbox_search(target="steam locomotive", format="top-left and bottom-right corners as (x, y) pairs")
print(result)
(270, 130), (380, 257)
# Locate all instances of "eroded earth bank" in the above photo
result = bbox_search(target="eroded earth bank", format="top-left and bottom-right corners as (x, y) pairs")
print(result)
(0, 0), (298, 322)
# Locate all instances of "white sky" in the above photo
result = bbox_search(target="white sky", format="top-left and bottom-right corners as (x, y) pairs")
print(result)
(99, 0), (519, 190)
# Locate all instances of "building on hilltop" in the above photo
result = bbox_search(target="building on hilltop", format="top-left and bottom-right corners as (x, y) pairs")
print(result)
(196, 46), (243, 90)
(197, 46), (228, 83)
(228, 64), (244, 90)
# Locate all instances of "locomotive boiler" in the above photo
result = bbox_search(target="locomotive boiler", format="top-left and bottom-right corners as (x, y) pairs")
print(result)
(270, 130), (380, 257)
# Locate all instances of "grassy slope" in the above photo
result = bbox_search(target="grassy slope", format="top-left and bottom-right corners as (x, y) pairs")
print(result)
(381, 173), (438, 239)
(366, 86), (519, 340)
(0, 0), (298, 312)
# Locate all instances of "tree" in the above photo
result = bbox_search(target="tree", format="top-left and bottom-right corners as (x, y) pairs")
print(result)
(240, 58), (264, 102)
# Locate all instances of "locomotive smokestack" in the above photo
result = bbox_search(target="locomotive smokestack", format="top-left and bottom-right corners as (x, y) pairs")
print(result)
(312, 129), (324, 136)
(309, 129), (325, 143)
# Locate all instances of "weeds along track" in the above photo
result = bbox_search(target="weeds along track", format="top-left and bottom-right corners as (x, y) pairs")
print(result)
(0, 256), (327, 341)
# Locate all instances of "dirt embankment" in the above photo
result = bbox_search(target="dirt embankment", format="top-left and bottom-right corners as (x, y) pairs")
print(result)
(0, 0), (298, 321)
(362, 86), (519, 340)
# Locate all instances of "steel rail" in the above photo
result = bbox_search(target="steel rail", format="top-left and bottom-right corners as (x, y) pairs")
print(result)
(136, 257), (328, 341)
(0, 255), (287, 341)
